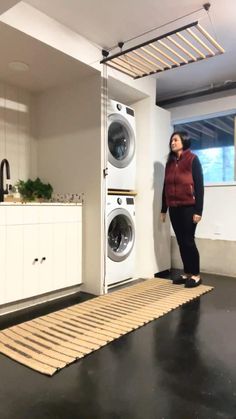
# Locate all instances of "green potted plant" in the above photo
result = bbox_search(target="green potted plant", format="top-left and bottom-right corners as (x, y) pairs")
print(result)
(16, 178), (53, 202)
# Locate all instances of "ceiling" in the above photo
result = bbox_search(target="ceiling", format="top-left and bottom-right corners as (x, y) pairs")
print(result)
(0, 20), (97, 92)
(175, 113), (235, 144)
(23, 0), (236, 102)
(0, 0), (19, 15)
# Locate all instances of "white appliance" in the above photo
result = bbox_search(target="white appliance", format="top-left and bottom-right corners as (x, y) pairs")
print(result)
(106, 194), (136, 286)
(107, 99), (136, 190)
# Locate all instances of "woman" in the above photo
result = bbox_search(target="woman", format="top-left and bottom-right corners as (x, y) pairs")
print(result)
(160, 131), (204, 288)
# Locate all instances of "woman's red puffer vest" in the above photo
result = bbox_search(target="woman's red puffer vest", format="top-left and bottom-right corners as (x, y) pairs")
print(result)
(164, 149), (196, 207)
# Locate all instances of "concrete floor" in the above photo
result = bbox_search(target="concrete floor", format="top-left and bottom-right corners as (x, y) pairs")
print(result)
(0, 271), (236, 419)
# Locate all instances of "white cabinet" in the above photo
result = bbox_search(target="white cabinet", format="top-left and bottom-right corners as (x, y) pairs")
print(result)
(1, 204), (82, 305)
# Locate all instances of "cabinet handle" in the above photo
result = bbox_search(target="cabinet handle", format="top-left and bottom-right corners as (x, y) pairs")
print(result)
(40, 257), (46, 263)
(33, 258), (38, 264)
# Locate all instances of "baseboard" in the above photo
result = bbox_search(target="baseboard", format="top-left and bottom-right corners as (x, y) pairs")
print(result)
(154, 269), (171, 278)
(171, 236), (236, 277)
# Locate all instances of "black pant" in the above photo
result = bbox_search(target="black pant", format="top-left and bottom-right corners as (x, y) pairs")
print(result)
(169, 206), (200, 275)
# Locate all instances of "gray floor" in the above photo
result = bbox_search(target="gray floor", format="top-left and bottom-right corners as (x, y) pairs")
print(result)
(0, 271), (236, 419)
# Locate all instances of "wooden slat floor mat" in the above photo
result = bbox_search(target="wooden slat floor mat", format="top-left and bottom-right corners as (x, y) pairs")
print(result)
(0, 278), (213, 376)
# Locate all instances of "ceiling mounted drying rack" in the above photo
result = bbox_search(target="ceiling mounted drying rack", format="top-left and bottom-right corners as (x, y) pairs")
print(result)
(101, 20), (225, 79)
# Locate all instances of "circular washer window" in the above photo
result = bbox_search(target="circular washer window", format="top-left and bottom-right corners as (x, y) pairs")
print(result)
(108, 113), (135, 168)
(107, 208), (135, 262)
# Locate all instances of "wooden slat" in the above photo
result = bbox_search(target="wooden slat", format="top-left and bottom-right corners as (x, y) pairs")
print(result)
(186, 28), (215, 55)
(196, 24), (225, 53)
(19, 323), (86, 357)
(132, 50), (163, 70)
(54, 310), (119, 339)
(106, 61), (137, 77)
(113, 58), (143, 77)
(114, 57), (145, 76)
(1, 331), (67, 369)
(158, 39), (188, 63)
(122, 53), (156, 73)
(176, 32), (206, 58)
(0, 341), (56, 375)
(121, 54), (153, 73)
(150, 43), (180, 66)
(141, 46), (172, 68)
(167, 36), (197, 61)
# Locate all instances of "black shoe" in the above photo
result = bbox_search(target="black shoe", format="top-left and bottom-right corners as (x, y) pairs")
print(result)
(185, 277), (202, 288)
(172, 275), (188, 285)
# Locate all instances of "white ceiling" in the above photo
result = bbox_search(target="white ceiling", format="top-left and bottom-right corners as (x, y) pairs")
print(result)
(24, 0), (236, 100)
(0, 21), (97, 92)
(0, 0), (19, 15)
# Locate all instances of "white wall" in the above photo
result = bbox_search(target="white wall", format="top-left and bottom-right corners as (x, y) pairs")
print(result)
(35, 74), (103, 295)
(170, 94), (236, 124)
(197, 185), (236, 241)
(133, 97), (171, 277)
(169, 93), (236, 276)
(0, 81), (37, 184)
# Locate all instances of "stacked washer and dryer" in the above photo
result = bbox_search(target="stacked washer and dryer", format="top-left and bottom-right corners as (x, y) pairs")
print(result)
(106, 99), (136, 286)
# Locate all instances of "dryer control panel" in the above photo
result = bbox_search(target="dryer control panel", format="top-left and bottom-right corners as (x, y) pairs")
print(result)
(126, 197), (134, 205)
(116, 197), (134, 205)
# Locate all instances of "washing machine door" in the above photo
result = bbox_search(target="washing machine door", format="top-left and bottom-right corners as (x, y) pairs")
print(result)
(107, 208), (135, 262)
(108, 113), (135, 168)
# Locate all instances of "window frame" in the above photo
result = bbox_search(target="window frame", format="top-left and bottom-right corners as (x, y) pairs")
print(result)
(172, 109), (236, 187)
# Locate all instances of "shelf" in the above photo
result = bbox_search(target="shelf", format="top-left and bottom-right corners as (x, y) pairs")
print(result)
(108, 189), (137, 196)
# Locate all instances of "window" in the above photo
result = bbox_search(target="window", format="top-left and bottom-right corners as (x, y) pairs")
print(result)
(174, 113), (236, 183)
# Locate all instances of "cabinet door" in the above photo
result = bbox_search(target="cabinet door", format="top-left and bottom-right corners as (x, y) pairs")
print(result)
(52, 206), (82, 290)
(23, 223), (39, 299)
(5, 225), (24, 303)
(38, 222), (53, 294)
(22, 206), (39, 299)
(4, 207), (24, 304)
(66, 211), (82, 286)
(52, 222), (67, 290)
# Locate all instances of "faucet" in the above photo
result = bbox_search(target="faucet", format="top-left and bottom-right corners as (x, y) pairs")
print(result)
(0, 159), (11, 202)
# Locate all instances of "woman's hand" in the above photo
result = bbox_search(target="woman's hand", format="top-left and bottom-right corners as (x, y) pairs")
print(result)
(160, 213), (166, 223)
(193, 214), (202, 224)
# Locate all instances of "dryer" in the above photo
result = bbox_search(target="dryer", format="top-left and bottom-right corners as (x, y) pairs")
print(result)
(106, 194), (136, 286)
(107, 99), (136, 190)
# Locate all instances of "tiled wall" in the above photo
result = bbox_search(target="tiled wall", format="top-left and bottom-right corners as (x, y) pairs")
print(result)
(51, 193), (84, 203)
(0, 81), (36, 187)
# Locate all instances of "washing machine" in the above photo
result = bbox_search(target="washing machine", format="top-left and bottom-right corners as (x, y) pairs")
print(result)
(106, 194), (136, 286)
(107, 99), (136, 190)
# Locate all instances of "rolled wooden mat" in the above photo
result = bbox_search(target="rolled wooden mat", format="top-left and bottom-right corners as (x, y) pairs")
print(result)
(0, 278), (213, 376)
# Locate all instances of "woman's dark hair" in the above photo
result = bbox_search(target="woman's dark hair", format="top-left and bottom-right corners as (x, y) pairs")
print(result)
(167, 131), (191, 162)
